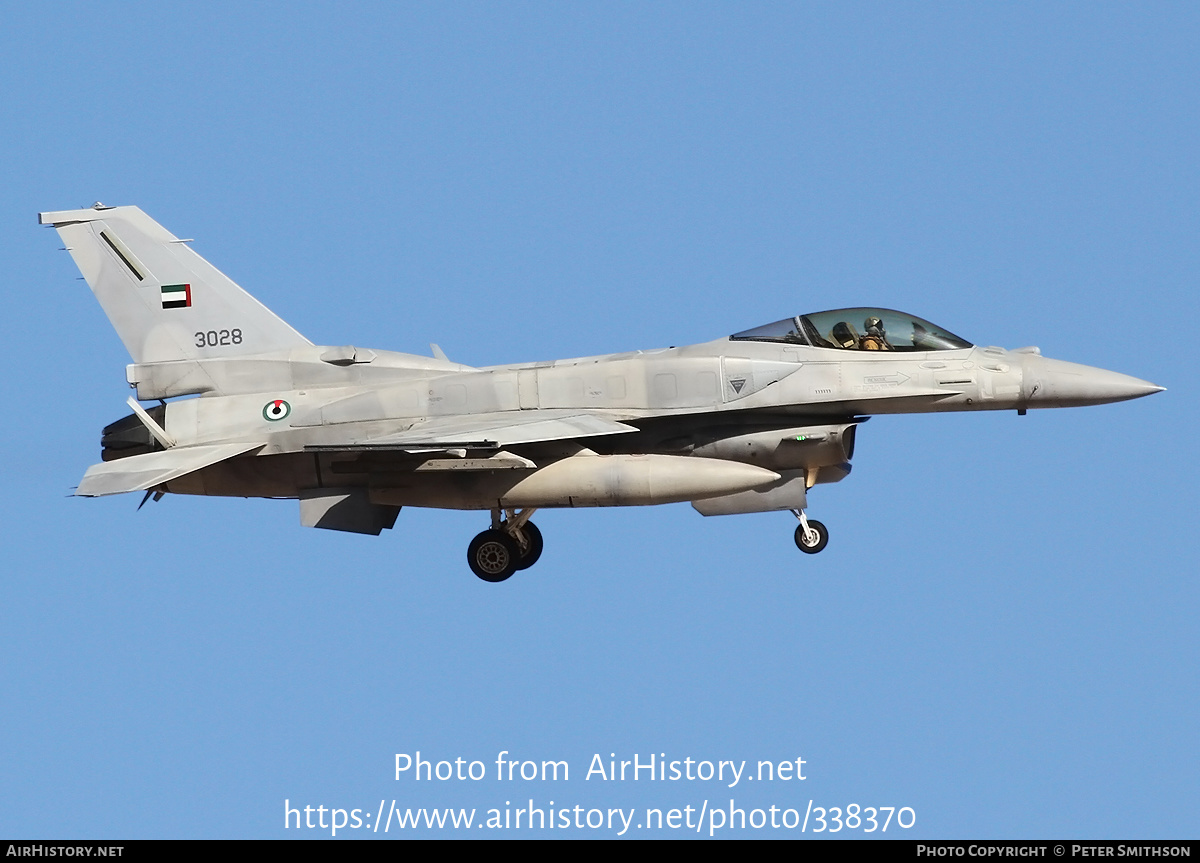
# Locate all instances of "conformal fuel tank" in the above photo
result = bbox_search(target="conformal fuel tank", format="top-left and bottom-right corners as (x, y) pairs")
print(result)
(370, 454), (781, 510)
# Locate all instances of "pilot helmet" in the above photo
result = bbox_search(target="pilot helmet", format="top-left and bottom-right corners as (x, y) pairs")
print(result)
(864, 316), (884, 334)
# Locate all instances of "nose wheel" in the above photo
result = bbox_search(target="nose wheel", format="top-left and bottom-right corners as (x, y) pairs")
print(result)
(467, 509), (543, 582)
(791, 509), (829, 554)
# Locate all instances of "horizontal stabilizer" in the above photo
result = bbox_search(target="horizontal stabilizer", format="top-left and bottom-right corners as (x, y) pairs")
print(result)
(76, 442), (262, 497)
(306, 411), (639, 452)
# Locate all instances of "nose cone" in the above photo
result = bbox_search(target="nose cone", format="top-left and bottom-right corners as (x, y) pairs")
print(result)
(1024, 357), (1164, 408)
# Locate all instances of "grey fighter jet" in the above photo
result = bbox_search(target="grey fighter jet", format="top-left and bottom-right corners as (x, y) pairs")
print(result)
(42, 204), (1164, 582)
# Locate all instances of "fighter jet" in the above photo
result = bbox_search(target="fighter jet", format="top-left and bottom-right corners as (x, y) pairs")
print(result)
(42, 204), (1164, 582)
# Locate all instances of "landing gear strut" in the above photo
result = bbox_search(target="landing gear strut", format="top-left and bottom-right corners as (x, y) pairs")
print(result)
(467, 508), (542, 582)
(791, 509), (829, 554)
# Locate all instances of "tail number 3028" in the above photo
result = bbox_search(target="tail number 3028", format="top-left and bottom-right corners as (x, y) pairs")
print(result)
(195, 329), (243, 348)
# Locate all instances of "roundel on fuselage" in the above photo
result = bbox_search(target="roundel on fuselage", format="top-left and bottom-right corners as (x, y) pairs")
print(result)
(262, 399), (291, 421)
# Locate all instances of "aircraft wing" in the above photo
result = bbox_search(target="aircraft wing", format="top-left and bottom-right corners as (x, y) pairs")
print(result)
(75, 442), (263, 497)
(306, 411), (639, 452)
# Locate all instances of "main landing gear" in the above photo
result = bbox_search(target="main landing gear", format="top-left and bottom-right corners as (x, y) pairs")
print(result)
(791, 509), (829, 554)
(467, 508), (543, 582)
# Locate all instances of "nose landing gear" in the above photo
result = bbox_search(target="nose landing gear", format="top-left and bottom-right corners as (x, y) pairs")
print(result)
(467, 508), (543, 582)
(791, 509), (829, 554)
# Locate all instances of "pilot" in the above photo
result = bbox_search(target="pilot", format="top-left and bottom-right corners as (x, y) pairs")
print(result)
(831, 321), (859, 349)
(860, 316), (893, 351)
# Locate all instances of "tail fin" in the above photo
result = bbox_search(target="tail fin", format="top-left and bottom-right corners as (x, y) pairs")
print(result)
(40, 204), (311, 364)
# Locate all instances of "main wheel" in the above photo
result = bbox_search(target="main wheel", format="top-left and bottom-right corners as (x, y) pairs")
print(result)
(512, 521), (544, 571)
(468, 529), (519, 582)
(794, 520), (829, 554)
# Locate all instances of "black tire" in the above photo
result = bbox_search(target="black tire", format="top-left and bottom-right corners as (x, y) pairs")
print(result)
(468, 529), (519, 582)
(512, 521), (544, 571)
(794, 520), (829, 554)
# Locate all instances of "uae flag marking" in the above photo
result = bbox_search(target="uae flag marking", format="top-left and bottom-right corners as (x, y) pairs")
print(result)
(161, 283), (192, 309)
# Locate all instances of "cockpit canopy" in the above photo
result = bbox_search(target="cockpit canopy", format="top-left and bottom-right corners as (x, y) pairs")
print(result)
(731, 308), (973, 352)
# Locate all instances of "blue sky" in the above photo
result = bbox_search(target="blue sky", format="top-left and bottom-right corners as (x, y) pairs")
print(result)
(1, 2), (1195, 839)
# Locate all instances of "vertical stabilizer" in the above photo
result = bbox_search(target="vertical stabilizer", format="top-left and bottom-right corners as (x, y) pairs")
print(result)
(40, 204), (311, 364)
